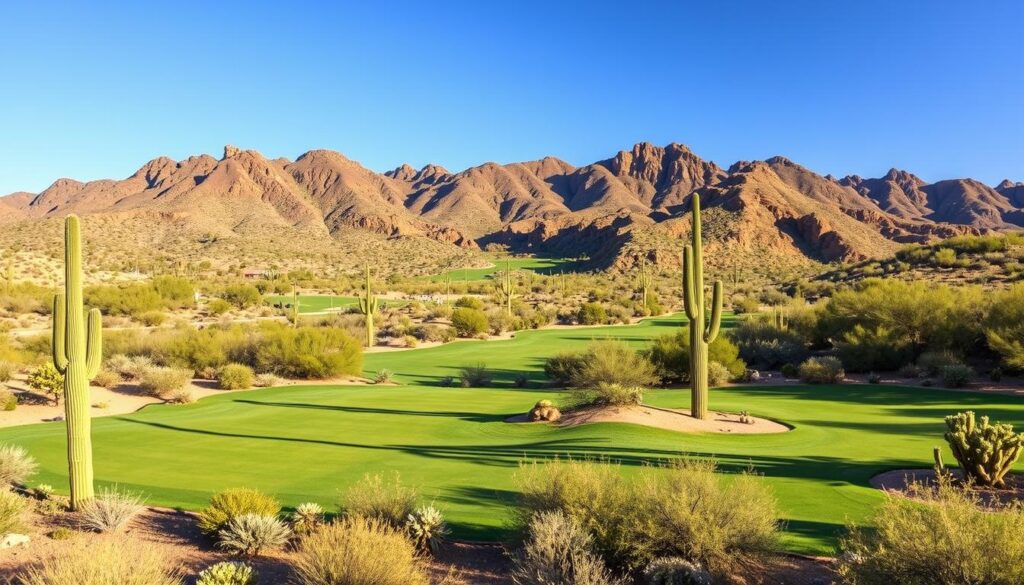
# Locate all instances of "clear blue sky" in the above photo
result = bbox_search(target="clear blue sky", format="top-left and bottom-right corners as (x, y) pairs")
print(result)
(1, 0), (1021, 194)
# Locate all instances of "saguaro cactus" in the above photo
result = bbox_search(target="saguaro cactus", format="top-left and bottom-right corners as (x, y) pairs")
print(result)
(357, 265), (378, 346)
(637, 256), (653, 307)
(682, 194), (722, 420)
(497, 259), (515, 318)
(944, 411), (1023, 487)
(52, 215), (102, 510)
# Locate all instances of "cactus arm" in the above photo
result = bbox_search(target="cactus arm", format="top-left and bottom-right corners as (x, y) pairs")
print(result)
(682, 245), (698, 319)
(704, 280), (723, 344)
(52, 294), (68, 374)
(85, 308), (102, 378)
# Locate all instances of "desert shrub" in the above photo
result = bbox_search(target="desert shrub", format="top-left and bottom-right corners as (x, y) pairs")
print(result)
(138, 310), (167, 326)
(645, 329), (745, 382)
(780, 363), (799, 378)
(642, 557), (712, 585)
(451, 307), (489, 337)
(91, 368), (121, 389)
(0, 361), (14, 382)
(291, 502), (325, 535)
(291, 516), (429, 585)
(340, 472), (417, 529)
(571, 382), (643, 407)
(544, 352), (589, 384)
(405, 505), (449, 555)
(218, 363), (254, 390)
(511, 510), (622, 585)
(836, 324), (912, 372)
(0, 443), (37, 487)
(836, 478), (1024, 585)
(986, 284), (1024, 370)
(139, 366), (192, 397)
(414, 323), (455, 343)
(196, 561), (258, 585)
(798, 356), (845, 384)
(222, 284), (263, 309)
(943, 411), (1023, 487)
(253, 373), (280, 388)
(460, 362), (492, 387)
(577, 302), (607, 325)
(27, 363), (63, 404)
(208, 298), (232, 315)
(706, 361), (732, 386)
(453, 296), (484, 310)
(917, 350), (964, 376)
(198, 488), (281, 535)
(16, 537), (183, 585)
(940, 364), (974, 388)
(0, 387), (16, 411)
(373, 368), (393, 384)
(562, 340), (660, 389)
(217, 513), (291, 557)
(252, 325), (362, 378)
(78, 487), (145, 533)
(0, 489), (27, 534)
(729, 319), (808, 369)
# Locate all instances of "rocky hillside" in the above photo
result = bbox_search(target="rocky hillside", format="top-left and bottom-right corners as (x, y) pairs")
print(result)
(2, 142), (1016, 277)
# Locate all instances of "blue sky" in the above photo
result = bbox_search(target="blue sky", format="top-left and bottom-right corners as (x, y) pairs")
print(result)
(0, 0), (1021, 194)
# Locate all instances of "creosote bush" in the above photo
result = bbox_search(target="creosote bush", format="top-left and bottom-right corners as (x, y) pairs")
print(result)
(139, 366), (192, 397)
(291, 516), (430, 585)
(511, 510), (622, 585)
(340, 472), (418, 529)
(16, 537), (183, 585)
(837, 478), (1024, 585)
(798, 356), (845, 384)
(646, 330), (745, 382)
(451, 306), (489, 337)
(0, 489), (27, 534)
(198, 488), (282, 535)
(549, 340), (660, 390)
(217, 363), (255, 390)
(571, 382), (643, 408)
(459, 362), (492, 387)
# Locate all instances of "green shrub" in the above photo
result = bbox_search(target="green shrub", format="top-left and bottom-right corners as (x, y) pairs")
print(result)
(511, 510), (622, 585)
(986, 284), (1024, 370)
(27, 363), (64, 404)
(78, 487), (144, 533)
(544, 352), (588, 384)
(291, 502), (325, 536)
(780, 363), (799, 378)
(453, 296), (484, 310)
(198, 488), (281, 535)
(0, 443), (37, 487)
(564, 340), (660, 389)
(253, 325), (362, 379)
(138, 310), (167, 326)
(196, 561), (258, 585)
(577, 302), (607, 325)
(940, 364), (974, 388)
(207, 298), (232, 315)
(405, 505), (449, 555)
(917, 350), (964, 376)
(943, 411), (1023, 487)
(837, 325), (912, 372)
(216, 513), (291, 557)
(451, 307), (489, 337)
(0, 387), (16, 411)
(373, 368), (393, 384)
(837, 478), (1024, 585)
(91, 369), (122, 389)
(139, 366), (192, 397)
(706, 361), (732, 386)
(729, 319), (808, 369)
(459, 362), (492, 387)
(646, 330), (745, 382)
(16, 537), (183, 585)
(218, 363), (255, 390)
(798, 357), (845, 384)
(222, 284), (263, 309)
(340, 473), (418, 530)
(0, 489), (27, 534)
(0, 361), (14, 382)
(291, 516), (430, 585)
(642, 557), (712, 585)
(570, 382), (642, 408)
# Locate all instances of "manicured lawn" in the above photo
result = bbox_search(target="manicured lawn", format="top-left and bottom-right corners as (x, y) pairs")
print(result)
(2, 313), (1022, 556)
(264, 295), (405, 314)
(429, 256), (580, 282)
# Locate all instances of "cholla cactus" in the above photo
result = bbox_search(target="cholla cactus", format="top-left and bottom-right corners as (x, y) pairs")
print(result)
(357, 265), (378, 347)
(291, 501), (325, 535)
(497, 259), (516, 318)
(196, 561), (258, 585)
(642, 557), (712, 585)
(637, 255), (653, 307)
(406, 504), (449, 554)
(53, 215), (103, 509)
(944, 411), (1023, 487)
(682, 194), (722, 420)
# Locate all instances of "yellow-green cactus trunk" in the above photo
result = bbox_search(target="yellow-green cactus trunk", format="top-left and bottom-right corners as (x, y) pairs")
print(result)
(53, 215), (102, 510)
(358, 265), (378, 347)
(682, 194), (722, 421)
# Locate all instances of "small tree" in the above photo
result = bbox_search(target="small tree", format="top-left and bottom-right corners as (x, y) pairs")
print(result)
(28, 363), (64, 405)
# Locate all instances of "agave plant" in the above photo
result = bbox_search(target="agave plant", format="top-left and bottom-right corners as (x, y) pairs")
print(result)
(405, 505), (449, 554)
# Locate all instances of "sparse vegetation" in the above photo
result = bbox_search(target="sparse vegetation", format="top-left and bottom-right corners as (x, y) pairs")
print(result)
(291, 516), (430, 585)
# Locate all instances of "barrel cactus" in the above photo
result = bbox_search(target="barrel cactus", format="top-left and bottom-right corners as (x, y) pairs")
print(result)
(53, 215), (102, 510)
(944, 411), (1023, 487)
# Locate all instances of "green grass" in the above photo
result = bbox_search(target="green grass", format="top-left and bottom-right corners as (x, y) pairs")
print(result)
(264, 295), (406, 314)
(1, 313), (1021, 556)
(429, 256), (580, 282)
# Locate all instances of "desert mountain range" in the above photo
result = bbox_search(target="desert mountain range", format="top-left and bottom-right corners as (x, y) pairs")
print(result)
(2, 142), (1020, 273)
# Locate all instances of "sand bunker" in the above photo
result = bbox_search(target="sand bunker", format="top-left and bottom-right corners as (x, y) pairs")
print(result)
(508, 404), (790, 434)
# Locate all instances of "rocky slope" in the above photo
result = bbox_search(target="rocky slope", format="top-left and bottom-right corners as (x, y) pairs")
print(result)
(2, 142), (1016, 274)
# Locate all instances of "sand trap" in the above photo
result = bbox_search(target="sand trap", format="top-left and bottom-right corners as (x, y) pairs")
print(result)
(509, 404), (790, 434)
(871, 468), (1024, 506)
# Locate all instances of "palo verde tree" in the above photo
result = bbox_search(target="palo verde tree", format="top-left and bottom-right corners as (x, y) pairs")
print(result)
(497, 259), (516, 318)
(52, 215), (103, 509)
(357, 265), (378, 347)
(682, 194), (723, 420)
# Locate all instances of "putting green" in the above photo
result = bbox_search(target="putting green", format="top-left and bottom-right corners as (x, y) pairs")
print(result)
(1, 313), (1021, 556)
(429, 256), (580, 282)
(264, 295), (406, 314)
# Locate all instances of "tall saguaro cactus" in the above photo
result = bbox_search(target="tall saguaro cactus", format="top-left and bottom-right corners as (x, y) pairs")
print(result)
(52, 215), (102, 510)
(497, 259), (516, 318)
(682, 194), (722, 420)
(637, 256), (652, 307)
(357, 265), (378, 347)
